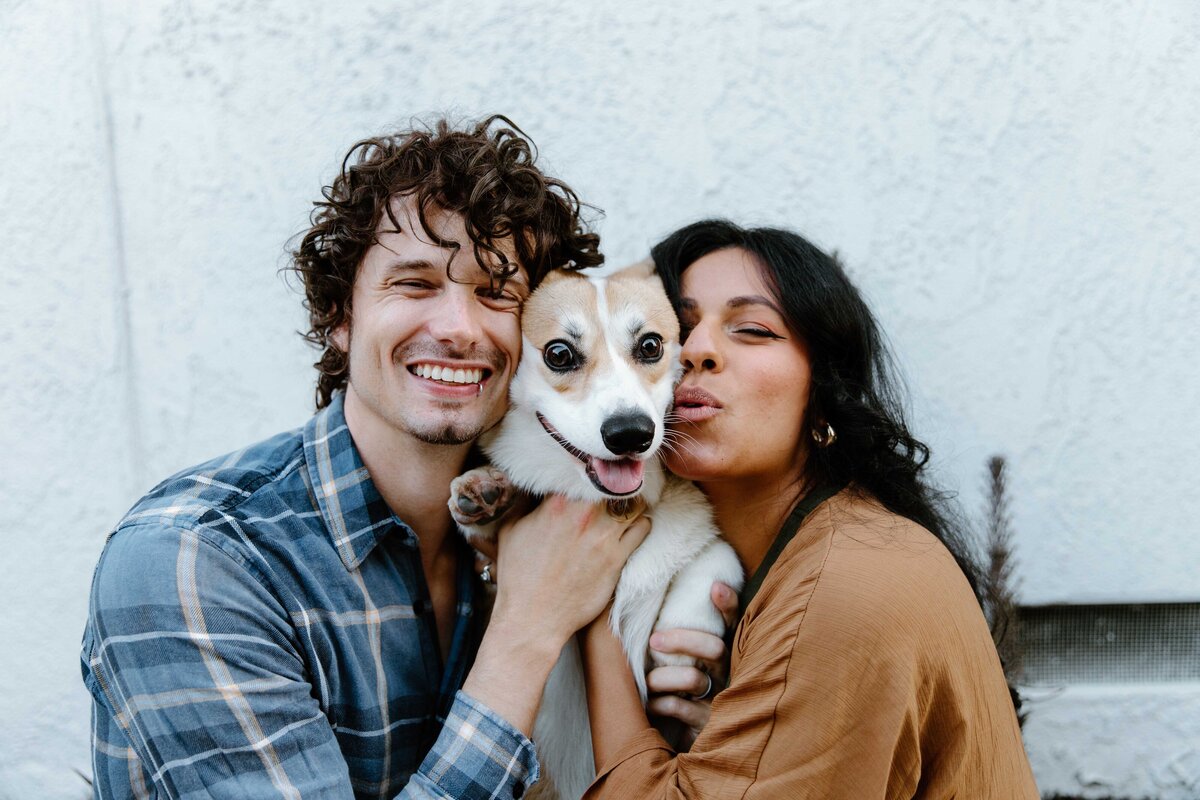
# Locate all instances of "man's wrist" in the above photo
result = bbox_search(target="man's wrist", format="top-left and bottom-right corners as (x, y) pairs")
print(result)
(490, 598), (573, 659)
(461, 613), (565, 737)
(472, 612), (565, 685)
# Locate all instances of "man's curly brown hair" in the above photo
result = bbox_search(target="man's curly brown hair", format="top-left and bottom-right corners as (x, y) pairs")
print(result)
(289, 115), (603, 409)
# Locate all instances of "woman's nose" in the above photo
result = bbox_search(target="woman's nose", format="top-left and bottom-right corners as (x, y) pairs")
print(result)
(679, 324), (722, 373)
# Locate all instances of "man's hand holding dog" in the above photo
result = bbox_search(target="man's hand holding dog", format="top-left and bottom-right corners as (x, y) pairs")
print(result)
(462, 495), (651, 737)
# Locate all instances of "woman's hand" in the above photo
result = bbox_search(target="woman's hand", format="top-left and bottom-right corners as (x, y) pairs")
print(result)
(645, 581), (739, 750)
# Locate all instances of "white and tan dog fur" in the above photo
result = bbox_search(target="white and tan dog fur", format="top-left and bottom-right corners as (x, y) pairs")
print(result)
(449, 260), (743, 799)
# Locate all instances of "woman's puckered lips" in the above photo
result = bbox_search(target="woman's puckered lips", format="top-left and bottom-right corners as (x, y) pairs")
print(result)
(673, 385), (723, 409)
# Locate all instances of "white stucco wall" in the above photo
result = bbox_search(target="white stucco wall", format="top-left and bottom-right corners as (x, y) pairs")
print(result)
(2, 1), (1197, 796)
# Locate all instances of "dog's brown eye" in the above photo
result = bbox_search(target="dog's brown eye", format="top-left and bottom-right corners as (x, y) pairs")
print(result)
(636, 334), (664, 363)
(543, 340), (579, 372)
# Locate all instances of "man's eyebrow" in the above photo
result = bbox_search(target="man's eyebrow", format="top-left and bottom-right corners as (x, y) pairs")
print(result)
(383, 259), (438, 274)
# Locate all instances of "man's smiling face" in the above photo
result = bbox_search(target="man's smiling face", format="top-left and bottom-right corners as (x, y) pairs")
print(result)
(334, 195), (528, 447)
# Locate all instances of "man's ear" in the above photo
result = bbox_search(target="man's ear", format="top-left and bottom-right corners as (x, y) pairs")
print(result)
(331, 319), (349, 352)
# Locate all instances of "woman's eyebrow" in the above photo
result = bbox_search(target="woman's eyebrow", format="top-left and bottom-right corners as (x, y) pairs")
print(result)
(727, 295), (784, 315)
(677, 296), (783, 315)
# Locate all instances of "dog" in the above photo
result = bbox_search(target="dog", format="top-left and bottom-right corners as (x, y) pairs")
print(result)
(448, 260), (744, 799)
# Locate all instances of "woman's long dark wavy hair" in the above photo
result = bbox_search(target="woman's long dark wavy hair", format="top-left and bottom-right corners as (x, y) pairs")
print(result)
(652, 219), (1029, 716)
(289, 115), (602, 409)
(651, 219), (983, 600)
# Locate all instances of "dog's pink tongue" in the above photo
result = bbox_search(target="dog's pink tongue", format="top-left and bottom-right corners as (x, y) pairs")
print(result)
(592, 458), (645, 495)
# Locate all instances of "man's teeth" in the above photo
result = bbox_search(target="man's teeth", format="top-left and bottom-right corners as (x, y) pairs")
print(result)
(412, 364), (483, 384)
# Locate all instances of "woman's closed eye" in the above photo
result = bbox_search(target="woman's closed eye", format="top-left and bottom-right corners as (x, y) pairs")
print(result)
(734, 326), (784, 340)
(679, 323), (784, 342)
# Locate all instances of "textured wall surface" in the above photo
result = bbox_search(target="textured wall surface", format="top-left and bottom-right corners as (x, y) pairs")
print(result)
(1024, 685), (1200, 799)
(2, 0), (1197, 796)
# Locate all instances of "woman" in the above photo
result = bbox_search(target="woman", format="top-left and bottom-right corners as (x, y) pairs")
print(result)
(579, 221), (1039, 798)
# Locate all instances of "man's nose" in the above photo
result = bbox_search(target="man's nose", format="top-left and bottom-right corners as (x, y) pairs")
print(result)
(428, 285), (485, 345)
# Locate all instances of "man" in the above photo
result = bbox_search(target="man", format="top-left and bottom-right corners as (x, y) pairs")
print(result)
(81, 117), (655, 799)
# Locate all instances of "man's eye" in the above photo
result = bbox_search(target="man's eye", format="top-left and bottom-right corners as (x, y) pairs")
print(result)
(635, 333), (664, 363)
(392, 280), (434, 291)
(543, 340), (580, 372)
(478, 288), (521, 307)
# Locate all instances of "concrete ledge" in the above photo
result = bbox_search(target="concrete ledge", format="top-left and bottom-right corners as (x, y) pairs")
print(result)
(1023, 683), (1200, 799)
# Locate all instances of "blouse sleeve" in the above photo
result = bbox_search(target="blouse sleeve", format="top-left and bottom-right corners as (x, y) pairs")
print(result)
(585, 503), (1029, 799)
(584, 517), (848, 799)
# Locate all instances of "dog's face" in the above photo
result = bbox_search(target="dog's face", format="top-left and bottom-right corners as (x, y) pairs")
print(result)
(504, 260), (681, 500)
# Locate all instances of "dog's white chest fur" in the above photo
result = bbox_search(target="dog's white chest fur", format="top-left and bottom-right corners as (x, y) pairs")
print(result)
(450, 262), (743, 800)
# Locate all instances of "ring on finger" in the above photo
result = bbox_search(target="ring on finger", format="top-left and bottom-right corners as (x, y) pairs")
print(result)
(687, 672), (715, 701)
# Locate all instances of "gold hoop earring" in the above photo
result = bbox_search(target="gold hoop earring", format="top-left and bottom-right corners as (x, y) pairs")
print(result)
(811, 423), (837, 448)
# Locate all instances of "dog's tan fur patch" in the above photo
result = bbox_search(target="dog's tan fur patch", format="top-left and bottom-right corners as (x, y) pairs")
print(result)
(606, 261), (680, 384)
(522, 271), (606, 395)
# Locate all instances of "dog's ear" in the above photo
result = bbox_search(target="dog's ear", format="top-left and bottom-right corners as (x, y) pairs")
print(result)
(609, 258), (657, 282)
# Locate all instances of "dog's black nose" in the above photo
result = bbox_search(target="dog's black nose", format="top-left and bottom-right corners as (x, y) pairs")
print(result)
(601, 412), (655, 455)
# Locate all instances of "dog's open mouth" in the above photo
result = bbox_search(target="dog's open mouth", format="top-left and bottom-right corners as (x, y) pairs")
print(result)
(536, 413), (645, 496)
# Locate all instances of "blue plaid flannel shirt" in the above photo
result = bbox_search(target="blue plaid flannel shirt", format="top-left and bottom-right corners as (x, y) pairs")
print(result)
(81, 393), (539, 799)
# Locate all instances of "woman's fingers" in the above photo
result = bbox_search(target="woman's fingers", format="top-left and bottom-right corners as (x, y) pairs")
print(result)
(647, 693), (710, 733)
(646, 665), (711, 697)
(711, 581), (739, 629)
(649, 629), (727, 680)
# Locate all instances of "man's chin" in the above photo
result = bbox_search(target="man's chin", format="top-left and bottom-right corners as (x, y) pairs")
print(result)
(406, 420), (486, 446)
(398, 401), (507, 447)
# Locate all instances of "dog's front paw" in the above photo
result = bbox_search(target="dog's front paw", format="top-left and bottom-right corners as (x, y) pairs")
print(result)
(449, 466), (516, 530)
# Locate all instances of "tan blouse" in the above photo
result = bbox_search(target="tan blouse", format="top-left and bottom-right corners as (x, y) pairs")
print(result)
(585, 489), (1039, 799)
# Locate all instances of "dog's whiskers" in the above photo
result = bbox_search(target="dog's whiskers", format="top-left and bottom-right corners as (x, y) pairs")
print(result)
(661, 426), (700, 449)
(662, 429), (697, 445)
(660, 431), (698, 457)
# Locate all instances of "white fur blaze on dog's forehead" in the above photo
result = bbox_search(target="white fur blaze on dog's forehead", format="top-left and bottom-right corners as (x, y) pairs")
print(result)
(594, 265), (681, 430)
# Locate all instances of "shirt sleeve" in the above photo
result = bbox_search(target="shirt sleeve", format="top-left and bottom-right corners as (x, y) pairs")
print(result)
(410, 691), (539, 799)
(83, 524), (537, 800)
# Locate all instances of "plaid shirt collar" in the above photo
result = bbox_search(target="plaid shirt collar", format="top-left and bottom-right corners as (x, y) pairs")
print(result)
(303, 392), (417, 570)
